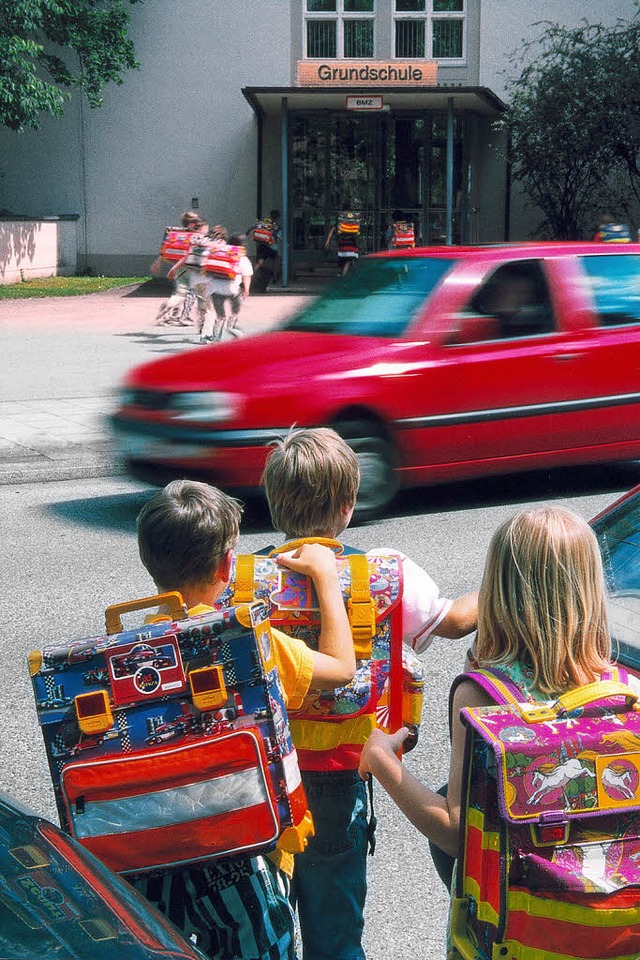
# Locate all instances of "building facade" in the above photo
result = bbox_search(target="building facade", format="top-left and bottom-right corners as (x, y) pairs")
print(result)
(0, 0), (635, 279)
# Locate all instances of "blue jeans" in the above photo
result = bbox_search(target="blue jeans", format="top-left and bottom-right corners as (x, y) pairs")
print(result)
(292, 769), (368, 960)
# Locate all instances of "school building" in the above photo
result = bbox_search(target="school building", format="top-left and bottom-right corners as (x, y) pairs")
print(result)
(0, 0), (635, 282)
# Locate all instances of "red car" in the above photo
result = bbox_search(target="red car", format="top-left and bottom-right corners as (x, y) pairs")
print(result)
(111, 243), (640, 518)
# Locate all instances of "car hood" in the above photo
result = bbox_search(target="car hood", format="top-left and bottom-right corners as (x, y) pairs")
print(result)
(123, 331), (417, 392)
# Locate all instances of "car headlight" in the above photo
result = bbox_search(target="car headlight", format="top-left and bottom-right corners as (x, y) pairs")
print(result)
(169, 392), (242, 422)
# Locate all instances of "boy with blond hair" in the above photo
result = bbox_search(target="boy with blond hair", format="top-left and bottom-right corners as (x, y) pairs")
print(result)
(131, 478), (355, 960)
(260, 427), (478, 960)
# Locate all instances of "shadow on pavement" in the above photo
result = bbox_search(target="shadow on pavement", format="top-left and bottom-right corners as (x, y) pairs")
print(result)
(48, 490), (154, 532)
(47, 488), (274, 536)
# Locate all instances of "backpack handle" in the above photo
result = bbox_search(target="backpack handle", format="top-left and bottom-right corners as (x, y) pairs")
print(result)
(518, 680), (638, 723)
(555, 680), (638, 714)
(105, 592), (188, 635)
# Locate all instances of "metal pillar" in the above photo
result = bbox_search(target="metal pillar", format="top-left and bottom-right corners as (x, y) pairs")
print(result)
(280, 96), (289, 287)
(446, 97), (454, 246)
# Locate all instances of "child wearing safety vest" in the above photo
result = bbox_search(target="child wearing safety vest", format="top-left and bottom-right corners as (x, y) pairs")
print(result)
(130, 480), (356, 960)
(258, 428), (479, 960)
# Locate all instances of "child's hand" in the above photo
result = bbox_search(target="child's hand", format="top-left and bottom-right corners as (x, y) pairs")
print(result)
(359, 727), (409, 780)
(275, 543), (337, 581)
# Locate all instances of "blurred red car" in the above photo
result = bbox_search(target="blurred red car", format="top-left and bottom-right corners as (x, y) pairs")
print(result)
(111, 243), (640, 518)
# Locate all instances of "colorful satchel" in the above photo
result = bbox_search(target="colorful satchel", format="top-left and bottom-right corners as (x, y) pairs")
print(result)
(159, 227), (192, 261)
(450, 671), (640, 959)
(28, 594), (313, 876)
(391, 221), (415, 248)
(219, 540), (424, 771)
(252, 219), (277, 246)
(202, 243), (242, 279)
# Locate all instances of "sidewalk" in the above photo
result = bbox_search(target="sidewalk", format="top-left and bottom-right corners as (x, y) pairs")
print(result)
(0, 281), (320, 484)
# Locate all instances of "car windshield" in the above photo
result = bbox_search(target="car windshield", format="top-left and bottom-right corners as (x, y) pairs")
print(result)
(285, 256), (456, 337)
(592, 493), (640, 659)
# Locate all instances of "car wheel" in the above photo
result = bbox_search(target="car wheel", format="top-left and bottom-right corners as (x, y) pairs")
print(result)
(334, 420), (398, 521)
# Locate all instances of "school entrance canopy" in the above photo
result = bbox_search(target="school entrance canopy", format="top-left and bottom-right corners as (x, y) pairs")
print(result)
(242, 86), (506, 285)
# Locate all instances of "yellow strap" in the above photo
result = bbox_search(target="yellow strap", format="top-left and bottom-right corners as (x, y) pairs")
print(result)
(268, 537), (344, 556)
(347, 554), (375, 657)
(233, 554), (256, 604)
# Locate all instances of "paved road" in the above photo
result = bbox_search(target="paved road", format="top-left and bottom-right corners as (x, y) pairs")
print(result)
(3, 472), (632, 960)
(0, 280), (315, 484)
(2, 284), (639, 957)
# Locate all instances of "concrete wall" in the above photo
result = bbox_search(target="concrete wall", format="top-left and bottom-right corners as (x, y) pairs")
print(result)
(0, 0), (637, 271)
(0, 217), (78, 284)
(0, 2), (292, 277)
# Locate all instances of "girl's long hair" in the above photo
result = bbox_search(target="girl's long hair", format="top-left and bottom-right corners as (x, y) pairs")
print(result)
(475, 506), (611, 696)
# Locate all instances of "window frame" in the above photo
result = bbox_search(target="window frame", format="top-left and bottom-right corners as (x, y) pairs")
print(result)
(392, 0), (466, 63)
(304, 0), (376, 60)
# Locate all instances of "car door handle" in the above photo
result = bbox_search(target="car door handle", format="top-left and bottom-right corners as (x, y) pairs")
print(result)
(554, 352), (585, 362)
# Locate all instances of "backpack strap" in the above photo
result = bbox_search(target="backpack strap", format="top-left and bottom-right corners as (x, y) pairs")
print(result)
(233, 553), (256, 604)
(602, 665), (630, 684)
(448, 666), (523, 736)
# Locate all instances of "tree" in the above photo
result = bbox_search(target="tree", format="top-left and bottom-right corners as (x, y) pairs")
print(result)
(0, 0), (139, 132)
(501, 5), (640, 239)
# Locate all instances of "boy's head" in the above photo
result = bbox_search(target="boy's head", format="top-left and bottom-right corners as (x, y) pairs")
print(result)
(137, 480), (242, 595)
(209, 224), (229, 242)
(261, 428), (359, 539)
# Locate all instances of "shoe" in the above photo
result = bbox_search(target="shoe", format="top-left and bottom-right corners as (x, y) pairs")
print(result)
(199, 336), (214, 344)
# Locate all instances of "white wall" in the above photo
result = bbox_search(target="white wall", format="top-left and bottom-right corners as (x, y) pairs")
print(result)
(0, 1), (292, 276)
(0, 218), (78, 283)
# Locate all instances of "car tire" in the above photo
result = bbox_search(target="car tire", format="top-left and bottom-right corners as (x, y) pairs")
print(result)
(334, 420), (398, 522)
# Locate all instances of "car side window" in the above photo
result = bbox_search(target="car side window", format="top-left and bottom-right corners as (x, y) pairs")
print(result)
(579, 255), (640, 327)
(455, 259), (556, 343)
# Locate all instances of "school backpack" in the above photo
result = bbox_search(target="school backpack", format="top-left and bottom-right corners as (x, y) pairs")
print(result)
(391, 221), (415, 249)
(595, 222), (632, 242)
(337, 211), (360, 236)
(449, 666), (640, 960)
(252, 219), (278, 247)
(202, 243), (242, 280)
(28, 593), (313, 876)
(184, 232), (212, 269)
(219, 539), (425, 771)
(159, 227), (193, 261)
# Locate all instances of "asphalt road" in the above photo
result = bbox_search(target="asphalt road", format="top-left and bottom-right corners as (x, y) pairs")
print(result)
(2, 469), (637, 959)
(2, 285), (639, 957)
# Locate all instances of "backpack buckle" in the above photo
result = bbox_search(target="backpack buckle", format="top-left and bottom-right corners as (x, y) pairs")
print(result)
(531, 811), (569, 847)
(348, 597), (376, 657)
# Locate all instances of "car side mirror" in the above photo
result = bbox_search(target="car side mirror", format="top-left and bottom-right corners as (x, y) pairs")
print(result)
(446, 314), (501, 346)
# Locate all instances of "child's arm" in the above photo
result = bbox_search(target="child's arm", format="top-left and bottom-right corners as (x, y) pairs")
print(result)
(167, 254), (188, 281)
(358, 678), (491, 857)
(276, 543), (355, 687)
(433, 591), (479, 639)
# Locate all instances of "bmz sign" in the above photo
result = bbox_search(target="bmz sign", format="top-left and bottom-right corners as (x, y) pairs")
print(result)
(346, 96), (383, 110)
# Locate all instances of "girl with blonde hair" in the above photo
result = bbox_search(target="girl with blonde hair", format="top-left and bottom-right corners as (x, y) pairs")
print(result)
(359, 505), (613, 861)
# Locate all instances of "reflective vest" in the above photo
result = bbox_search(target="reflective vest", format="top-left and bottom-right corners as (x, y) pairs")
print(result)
(223, 539), (425, 772)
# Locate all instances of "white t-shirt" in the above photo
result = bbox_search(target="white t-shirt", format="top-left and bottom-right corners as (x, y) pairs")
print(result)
(366, 549), (452, 654)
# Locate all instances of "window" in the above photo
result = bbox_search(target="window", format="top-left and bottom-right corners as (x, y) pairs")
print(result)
(394, 0), (464, 60)
(456, 261), (556, 342)
(305, 0), (375, 59)
(579, 255), (640, 327)
(286, 256), (455, 337)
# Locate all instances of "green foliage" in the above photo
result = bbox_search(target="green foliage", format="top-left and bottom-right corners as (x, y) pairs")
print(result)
(0, 0), (139, 132)
(501, 4), (640, 239)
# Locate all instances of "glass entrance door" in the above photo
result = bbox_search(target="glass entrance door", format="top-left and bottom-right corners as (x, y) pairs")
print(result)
(290, 112), (468, 260)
